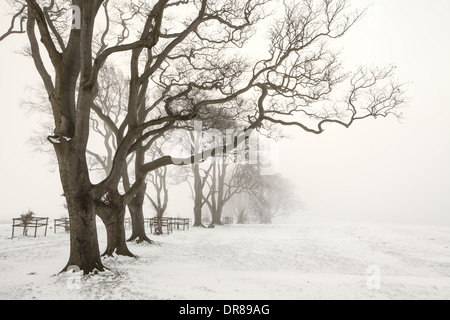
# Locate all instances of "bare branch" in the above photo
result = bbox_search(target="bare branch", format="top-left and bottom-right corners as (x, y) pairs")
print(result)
(0, 3), (27, 41)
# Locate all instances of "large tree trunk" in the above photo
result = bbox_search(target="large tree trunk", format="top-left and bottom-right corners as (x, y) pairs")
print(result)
(215, 165), (226, 226)
(193, 197), (204, 227)
(96, 192), (135, 257)
(206, 162), (227, 227)
(127, 202), (147, 240)
(192, 163), (205, 227)
(127, 130), (153, 243)
(211, 205), (224, 225)
(55, 129), (106, 274)
(154, 212), (164, 235)
(127, 193), (153, 243)
(62, 198), (104, 274)
(56, 2), (106, 274)
(237, 209), (245, 224)
(62, 190), (105, 274)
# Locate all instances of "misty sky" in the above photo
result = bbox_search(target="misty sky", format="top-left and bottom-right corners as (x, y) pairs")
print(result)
(0, 0), (449, 226)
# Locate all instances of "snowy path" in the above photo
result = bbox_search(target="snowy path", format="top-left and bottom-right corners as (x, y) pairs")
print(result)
(0, 219), (449, 300)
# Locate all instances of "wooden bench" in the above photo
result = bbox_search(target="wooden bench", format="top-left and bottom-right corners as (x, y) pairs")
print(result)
(149, 217), (191, 234)
(149, 217), (173, 234)
(172, 218), (190, 231)
(12, 217), (49, 238)
(125, 217), (152, 228)
(222, 217), (234, 225)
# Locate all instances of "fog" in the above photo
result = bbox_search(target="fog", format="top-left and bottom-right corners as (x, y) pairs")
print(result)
(0, 0), (449, 226)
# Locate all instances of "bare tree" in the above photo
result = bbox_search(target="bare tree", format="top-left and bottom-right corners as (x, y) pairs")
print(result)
(89, 64), (156, 245)
(25, 65), (154, 246)
(180, 123), (239, 228)
(230, 193), (252, 224)
(188, 162), (212, 227)
(202, 162), (255, 226)
(1, 0), (405, 274)
(145, 141), (169, 235)
(248, 173), (302, 224)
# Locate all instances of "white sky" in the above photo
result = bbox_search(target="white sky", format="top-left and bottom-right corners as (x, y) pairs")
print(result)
(0, 0), (449, 226)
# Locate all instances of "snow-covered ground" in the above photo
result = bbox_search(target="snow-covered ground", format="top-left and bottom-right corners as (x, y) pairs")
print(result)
(0, 216), (449, 300)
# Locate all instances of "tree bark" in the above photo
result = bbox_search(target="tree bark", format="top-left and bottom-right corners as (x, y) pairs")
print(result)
(205, 162), (229, 226)
(237, 211), (245, 224)
(126, 114), (154, 242)
(96, 192), (135, 257)
(62, 191), (105, 274)
(192, 163), (205, 227)
(214, 164), (226, 225)
(154, 212), (164, 235)
(127, 191), (153, 243)
(211, 205), (224, 225)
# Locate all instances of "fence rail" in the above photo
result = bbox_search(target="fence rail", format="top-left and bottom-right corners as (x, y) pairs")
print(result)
(54, 218), (70, 233)
(149, 217), (191, 234)
(12, 217), (49, 238)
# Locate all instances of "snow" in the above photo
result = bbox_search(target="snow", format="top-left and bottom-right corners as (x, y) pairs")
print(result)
(47, 136), (61, 144)
(0, 217), (449, 300)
